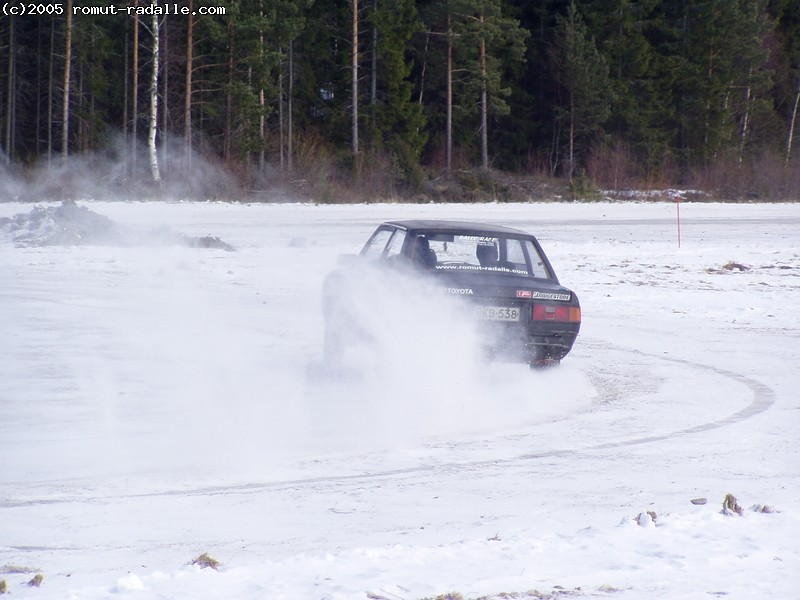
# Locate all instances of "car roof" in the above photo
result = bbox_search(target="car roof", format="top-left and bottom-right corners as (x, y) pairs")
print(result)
(383, 219), (532, 237)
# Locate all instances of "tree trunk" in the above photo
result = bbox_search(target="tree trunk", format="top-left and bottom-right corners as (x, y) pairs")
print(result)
(132, 1), (139, 171)
(258, 6), (265, 172)
(786, 75), (800, 168)
(77, 56), (85, 150)
(278, 48), (284, 170)
(739, 84), (751, 165)
(148, 7), (161, 184)
(370, 0), (377, 106)
(259, 87), (266, 171)
(288, 39), (294, 173)
(161, 15), (168, 176)
(34, 20), (43, 157)
(47, 20), (54, 165)
(568, 93), (575, 181)
(184, 0), (193, 166)
(123, 22), (129, 161)
(417, 31), (429, 106)
(62, 2), (73, 162)
(223, 20), (233, 164)
(351, 0), (359, 157)
(550, 118), (560, 178)
(445, 10), (452, 174)
(4, 15), (14, 164)
(479, 14), (488, 170)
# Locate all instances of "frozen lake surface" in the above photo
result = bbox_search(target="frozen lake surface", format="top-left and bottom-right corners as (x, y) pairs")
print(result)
(1, 200), (798, 599)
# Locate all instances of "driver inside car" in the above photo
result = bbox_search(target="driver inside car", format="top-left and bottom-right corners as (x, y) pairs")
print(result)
(409, 236), (437, 269)
(476, 242), (499, 268)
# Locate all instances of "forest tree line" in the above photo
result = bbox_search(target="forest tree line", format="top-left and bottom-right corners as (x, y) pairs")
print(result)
(1, 0), (799, 200)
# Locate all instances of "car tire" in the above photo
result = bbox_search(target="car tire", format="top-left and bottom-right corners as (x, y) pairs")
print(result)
(528, 348), (561, 369)
(530, 357), (561, 369)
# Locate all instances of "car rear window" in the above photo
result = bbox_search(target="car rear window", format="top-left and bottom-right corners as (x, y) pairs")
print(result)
(422, 233), (551, 279)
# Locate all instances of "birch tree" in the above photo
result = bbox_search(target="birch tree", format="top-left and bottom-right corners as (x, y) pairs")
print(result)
(729, 0), (771, 164)
(661, 0), (771, 165)
(782, 1), (800, 167)
(787, 75), (800, 166)
(147, 4), (160, 183)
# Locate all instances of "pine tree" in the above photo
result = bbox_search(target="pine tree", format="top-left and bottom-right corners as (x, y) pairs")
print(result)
(270, 0), (310, 173)
(549, 0), (611, 179)
(578, 0), (664, 173)
(0, 0), (796, 194)
(491, 0), (567, 173)
(366, 0), (427, 182)
(655, 0), (772, 166)
(447, 0), (528, 170)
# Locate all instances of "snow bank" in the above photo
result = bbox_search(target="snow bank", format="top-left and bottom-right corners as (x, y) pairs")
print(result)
(0, 200), (233, 249)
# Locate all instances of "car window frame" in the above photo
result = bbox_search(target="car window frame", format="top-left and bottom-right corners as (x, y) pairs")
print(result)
(361, 225), (396, 259)
(519, 238), (553, 279)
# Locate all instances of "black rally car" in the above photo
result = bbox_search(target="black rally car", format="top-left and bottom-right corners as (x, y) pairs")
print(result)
(323, 220), (581, 368)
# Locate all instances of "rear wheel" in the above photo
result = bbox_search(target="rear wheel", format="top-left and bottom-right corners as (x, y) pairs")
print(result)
(322, 302), (368, 373)
(527, 346), (562, 369)
(530, 357), (560, 369)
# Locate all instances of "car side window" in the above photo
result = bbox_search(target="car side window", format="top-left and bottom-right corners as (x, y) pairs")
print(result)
(505, 239), (527, 271)
(384, 229), (406, 259)
(522, 240), (550, 279)
(361, 227), (394, 259)
(503, 239), (550, 278)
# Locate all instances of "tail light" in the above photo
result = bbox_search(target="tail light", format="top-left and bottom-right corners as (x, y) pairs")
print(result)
(532, 304), (581, 323)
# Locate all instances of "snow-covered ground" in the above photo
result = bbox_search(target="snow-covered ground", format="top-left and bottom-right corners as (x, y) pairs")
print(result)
(1, 199), (798, 600)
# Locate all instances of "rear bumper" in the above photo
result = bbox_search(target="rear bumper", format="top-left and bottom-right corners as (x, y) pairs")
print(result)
(478, 320), (580, 363)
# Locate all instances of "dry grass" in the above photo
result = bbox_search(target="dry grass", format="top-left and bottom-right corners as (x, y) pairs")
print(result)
(418, 588), (584, 600)
(190, 552), (220, 570)
(0, 565), (38, 574)
(688, 151), (800, 200)
(722, 493), (744, 516)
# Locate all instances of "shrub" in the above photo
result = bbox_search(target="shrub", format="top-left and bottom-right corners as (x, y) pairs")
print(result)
(569, 170), (601, 200)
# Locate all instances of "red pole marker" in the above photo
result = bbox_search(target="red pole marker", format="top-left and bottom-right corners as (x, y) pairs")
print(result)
(675, 194), (682, 248)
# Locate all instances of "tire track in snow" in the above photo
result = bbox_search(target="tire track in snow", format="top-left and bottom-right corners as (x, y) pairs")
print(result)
(5, 341), (773, 508)
(164, 341), (776, 495)
(519, 340), (775, 459)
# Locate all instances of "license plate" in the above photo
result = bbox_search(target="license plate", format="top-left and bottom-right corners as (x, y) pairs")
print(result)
(475, 305), (521, 322)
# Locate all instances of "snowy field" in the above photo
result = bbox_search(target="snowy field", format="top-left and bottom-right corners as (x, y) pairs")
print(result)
(1, 199), (799, 600)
